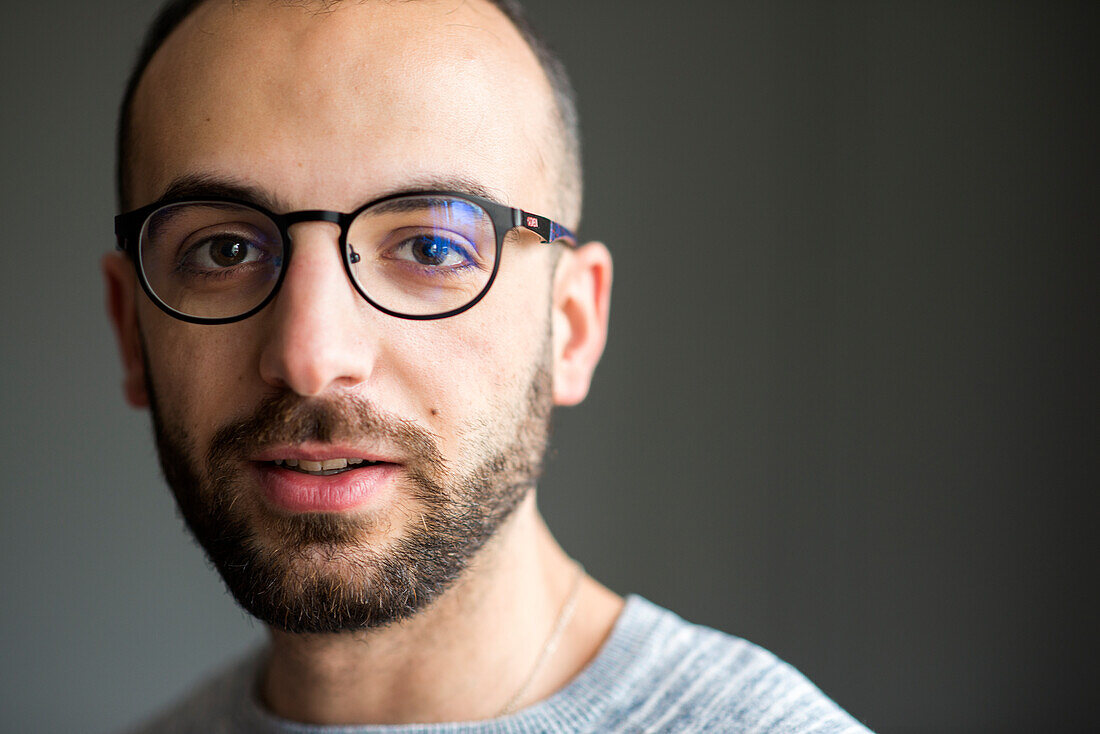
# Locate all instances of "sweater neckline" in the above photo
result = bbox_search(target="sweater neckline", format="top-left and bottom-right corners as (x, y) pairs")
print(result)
(241, 594), (668, 733)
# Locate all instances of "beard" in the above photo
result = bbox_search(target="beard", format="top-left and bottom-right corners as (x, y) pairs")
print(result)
(146, 362), (553, 634)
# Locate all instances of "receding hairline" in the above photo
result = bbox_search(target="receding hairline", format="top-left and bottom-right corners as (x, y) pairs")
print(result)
(116, 0), (583, 228)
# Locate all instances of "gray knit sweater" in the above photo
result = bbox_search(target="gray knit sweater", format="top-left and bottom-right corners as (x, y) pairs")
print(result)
(126, 595), (873, 733)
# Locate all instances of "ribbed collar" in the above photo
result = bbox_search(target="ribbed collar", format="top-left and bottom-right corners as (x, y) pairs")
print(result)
(233, 594), (669, 734)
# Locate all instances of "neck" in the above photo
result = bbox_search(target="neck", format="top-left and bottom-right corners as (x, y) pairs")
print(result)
(259, 493), (624, 726)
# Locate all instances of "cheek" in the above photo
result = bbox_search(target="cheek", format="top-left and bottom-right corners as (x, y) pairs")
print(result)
(401, 256), (553, 430)
(140, 309), (262, 432)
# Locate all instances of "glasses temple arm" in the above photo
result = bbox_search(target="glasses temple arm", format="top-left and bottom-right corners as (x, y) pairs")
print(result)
(516, 210), (576, 246)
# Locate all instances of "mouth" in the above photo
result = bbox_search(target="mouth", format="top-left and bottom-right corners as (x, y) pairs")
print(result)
(271, 458), (384, 477)
(254, 452), (401, 513)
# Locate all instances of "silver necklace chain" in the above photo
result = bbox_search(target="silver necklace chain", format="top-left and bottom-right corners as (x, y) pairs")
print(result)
(496, 562), (585, 717)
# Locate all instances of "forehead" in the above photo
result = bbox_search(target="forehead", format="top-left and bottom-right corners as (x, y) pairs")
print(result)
(128, 0), (555, 210)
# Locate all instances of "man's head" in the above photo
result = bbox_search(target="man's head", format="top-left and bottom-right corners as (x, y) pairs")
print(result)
(103, 0), (611, 633)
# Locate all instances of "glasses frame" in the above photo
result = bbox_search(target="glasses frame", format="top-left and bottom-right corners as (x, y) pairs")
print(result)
(114, 190), (576, 324)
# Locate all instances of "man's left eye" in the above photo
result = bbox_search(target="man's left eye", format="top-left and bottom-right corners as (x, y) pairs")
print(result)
(392, 233), (473, 268)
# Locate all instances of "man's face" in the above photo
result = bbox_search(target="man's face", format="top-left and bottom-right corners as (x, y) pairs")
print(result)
(109, 0), (588, 632)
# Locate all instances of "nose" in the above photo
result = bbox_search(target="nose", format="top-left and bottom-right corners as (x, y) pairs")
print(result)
(258, 222), (377, 396)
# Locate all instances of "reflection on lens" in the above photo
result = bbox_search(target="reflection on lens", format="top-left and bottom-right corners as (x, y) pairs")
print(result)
(346, 195), (497, 316)
(139, 202), (283, 320)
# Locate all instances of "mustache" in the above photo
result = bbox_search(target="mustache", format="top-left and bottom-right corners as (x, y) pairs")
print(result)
(205, 391), (445, 470)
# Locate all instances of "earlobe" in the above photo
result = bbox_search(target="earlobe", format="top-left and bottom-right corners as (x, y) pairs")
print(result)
(102, 252), (150, 408)
(550, 242), (613, 406)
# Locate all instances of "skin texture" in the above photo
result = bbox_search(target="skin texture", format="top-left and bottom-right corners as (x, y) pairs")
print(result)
(103, 0), (617, 725)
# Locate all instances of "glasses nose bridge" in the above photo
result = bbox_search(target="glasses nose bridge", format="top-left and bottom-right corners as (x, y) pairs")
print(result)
(279, 209), (350, 266)
(277, 208), (355, 286)
(280, 209), (346, 238)
(274, 209), (362, 317)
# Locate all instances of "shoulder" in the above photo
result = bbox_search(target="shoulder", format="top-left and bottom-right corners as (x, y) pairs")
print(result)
(118, 648), (263, 734)
(589, 596), (874, 733)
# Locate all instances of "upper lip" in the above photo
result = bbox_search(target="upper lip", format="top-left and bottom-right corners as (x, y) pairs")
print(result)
(250, 444), (400, 464)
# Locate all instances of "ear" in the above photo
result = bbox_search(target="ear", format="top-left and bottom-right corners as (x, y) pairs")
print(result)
(550, 241), (612, 406)
(102, 252), (150, 408)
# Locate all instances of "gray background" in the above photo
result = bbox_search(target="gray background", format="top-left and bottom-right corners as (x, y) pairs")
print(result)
(1, 1), (1095, 732)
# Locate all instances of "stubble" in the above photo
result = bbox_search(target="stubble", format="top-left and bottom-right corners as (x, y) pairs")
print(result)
(146, 360), (553, 634)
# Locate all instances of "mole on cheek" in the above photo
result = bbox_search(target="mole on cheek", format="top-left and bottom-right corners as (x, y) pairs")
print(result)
(430, 408), (439, 417)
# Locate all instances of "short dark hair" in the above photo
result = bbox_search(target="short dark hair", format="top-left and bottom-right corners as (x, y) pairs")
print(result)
(116, 0), (583, 226)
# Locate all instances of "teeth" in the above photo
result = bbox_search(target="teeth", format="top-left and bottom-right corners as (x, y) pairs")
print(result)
(273, 457), (371, 472)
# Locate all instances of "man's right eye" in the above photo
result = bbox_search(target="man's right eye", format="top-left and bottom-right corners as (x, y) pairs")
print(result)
(176, 231), (274, 275)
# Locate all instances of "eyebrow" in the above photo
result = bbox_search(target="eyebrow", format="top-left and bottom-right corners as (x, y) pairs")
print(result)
(156, 173), (508, 213)
(159, 174), (285, 211)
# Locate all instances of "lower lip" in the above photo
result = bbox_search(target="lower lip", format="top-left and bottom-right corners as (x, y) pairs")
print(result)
(254, 463), (399, 513)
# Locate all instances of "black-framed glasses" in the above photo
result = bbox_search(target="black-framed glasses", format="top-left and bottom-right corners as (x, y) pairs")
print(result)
(114, 190), (576, 323)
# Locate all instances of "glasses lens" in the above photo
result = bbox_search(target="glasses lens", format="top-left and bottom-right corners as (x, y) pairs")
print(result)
(138, 202), (284, 320)
(346, 195), (497, 316)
